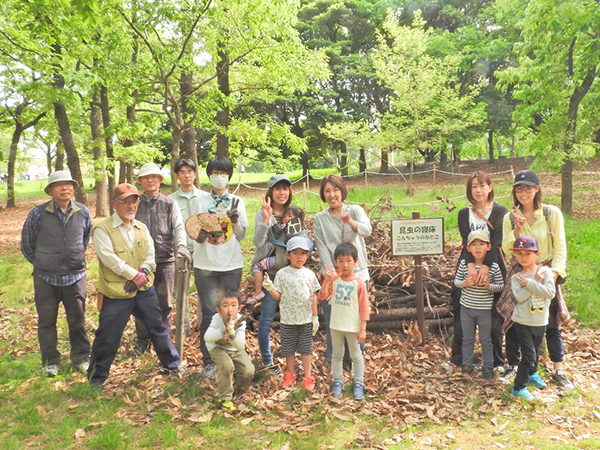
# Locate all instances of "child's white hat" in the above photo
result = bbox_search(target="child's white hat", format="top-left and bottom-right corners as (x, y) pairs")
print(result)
(286, 236), (312, 252)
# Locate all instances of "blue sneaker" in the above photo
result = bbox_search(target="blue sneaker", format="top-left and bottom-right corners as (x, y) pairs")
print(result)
(528, 373), (547, 389)
(331, 380), (343, 398)
(511, 386), (536, 402)
(353, 381), (364, 400)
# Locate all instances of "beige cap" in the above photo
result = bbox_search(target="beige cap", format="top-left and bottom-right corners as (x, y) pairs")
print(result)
(45, 171), (78, 195)
(467, 229), (490, 246)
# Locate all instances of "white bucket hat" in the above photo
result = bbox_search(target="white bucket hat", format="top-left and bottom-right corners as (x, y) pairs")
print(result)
(137, 163), (164, 179)
(45, 170), (78, 195)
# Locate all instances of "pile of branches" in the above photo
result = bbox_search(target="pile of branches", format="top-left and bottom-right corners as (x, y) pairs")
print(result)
(243, 210), (461, 336)
(366, 219), (460, 334)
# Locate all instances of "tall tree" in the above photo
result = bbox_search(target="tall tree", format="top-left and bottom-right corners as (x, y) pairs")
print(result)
(496, 0), (600, 214)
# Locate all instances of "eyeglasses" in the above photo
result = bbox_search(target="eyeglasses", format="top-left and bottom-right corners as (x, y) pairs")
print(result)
(117, 198), (140, 205)
(515, 186), (535, 193)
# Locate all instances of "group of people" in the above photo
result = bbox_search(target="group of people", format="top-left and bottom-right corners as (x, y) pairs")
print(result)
(21, 159), (373, 409)
(20, 158), (573, 409)
(450, 169), (574, 402)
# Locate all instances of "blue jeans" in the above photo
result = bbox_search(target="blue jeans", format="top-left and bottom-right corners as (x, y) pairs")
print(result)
(258, 273), (278, 365)
(323, 279), (368, 361)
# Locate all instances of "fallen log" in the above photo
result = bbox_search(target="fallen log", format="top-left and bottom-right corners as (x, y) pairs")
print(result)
(370, 306), (450, 322)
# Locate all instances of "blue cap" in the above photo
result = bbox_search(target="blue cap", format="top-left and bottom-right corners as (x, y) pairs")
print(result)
(286, 236), (312, 252)
(509, 235), (539, 252)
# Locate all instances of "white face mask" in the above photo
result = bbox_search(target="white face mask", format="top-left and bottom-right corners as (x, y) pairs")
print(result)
(209, 174), (229, 190)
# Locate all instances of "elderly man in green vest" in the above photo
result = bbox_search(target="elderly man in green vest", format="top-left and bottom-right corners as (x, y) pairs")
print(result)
(21, 170), (91, 377)
(87, 183), (182, 390)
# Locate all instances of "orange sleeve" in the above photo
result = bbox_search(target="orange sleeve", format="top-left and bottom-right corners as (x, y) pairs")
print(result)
(357, 278), (370, 321)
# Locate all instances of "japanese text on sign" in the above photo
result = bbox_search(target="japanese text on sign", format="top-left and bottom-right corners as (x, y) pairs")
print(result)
(391, 218), (444, 256)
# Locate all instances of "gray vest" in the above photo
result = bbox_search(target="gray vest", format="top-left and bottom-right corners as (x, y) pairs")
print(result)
(136, 193), (175, 264)
(33, 200), (89, 276)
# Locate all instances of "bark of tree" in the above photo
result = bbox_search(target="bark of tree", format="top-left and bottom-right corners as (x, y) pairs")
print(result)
(359, 148), (366, 173)
(5, 107), (45, 208)
(55, 140), (65, 171)
(91, 90), (109, 217)
(487, 130), (495, 163)
(180, 71), (198, 166)
(380, 148), (389, 173)
(216, 47), (230, 159)
(339, 141), (348, 177)
(100, 86), (115, 214)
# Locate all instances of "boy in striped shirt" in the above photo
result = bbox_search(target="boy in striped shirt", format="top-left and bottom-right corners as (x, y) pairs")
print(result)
(454, 230), (504, 379)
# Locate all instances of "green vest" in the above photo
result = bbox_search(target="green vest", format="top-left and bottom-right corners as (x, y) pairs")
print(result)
(95, 217), (155, 299)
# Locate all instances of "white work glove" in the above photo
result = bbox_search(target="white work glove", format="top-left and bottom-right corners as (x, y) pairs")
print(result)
(312, 315), (319, 336)
(262, 277), (274, 292)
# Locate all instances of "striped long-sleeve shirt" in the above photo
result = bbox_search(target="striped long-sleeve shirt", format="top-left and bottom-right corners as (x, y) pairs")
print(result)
(453, 260), (504, 310)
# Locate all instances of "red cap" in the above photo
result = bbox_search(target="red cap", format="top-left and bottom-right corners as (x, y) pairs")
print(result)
(112, 183), (139, 201)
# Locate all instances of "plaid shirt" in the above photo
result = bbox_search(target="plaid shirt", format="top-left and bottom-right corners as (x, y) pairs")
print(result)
(496, 257), (570, 331)
(21, 200), (91, 287)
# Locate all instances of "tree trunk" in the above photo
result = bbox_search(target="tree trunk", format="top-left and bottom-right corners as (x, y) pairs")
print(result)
(216, 47), (230, 159)
(301, 151), (310, 178)
(560, 159), (573, 215)
(439, 147), (448, 171)
(6, 125), (24, 208)
(380, 148), (389, 173)
(180, 71), (198, 166)
(91, 90), (109, 217)
(359, 148), (366, 173)
(53, 101), (87, 205)
(339, 141), (348, 177)
(487, 130), (495, 162)
(100, 85), (115, 214)
(55, 140), (65, 171)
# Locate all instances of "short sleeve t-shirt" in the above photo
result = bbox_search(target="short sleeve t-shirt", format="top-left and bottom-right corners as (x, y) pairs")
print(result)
(274, 266), (321, 325)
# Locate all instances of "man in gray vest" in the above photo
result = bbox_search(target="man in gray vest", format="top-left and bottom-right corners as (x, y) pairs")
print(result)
(88, 183), (182, 391)
(169, 158), (212, 334)
(21, 171), (91, 377)
(134, 163), (190, 355)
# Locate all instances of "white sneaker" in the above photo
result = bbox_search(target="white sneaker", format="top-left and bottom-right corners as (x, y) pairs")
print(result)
(441, 361), (455, 374)
(72, 362), (89, 374)
(498, 365), (517, 384)
(46, 364), (58, 377)
(493, 366), (505, 376)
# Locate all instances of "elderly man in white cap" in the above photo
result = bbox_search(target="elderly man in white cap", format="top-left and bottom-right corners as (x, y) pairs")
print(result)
(134, 163), (190, 355)
(21, 170), (91, 377)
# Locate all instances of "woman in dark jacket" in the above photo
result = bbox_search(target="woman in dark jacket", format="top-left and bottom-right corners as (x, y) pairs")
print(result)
(448, 171), (508, 373)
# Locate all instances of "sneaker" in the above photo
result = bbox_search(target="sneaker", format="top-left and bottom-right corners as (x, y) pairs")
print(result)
(46, 364), (58, 378)
(353, 381), (365, 399)
(203, 363), (215, 380)
(552, 370), (575, 389)
(218, 400), (236, 411)
(163, 365), (186, 376)
(511, 386), (536, 402)
(528, 372), (547, 389)
(494, 366), (505, 376)
(461, 365), (474, 375)
(441, 361), (455, 374)
(263, 363), (283, 377)
(303, 375), (315, 391)
(246, 292), (265, 305)
(499, 365), (517, 384)
(331, 380), (343, 398)
(72, 361), (89, 374)
(482, 368), (494, 380)
(282, 371), (296, 388)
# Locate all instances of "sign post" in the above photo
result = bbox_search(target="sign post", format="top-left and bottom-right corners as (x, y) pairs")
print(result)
(391, 214), (444, 344)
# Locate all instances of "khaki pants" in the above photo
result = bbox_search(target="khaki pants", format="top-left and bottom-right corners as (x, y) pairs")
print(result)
(209, 346), (255, 401)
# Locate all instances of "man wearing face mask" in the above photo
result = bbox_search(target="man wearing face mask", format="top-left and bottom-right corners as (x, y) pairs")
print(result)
(190, 156), (248, 379)
(134, 163), (190, 356)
